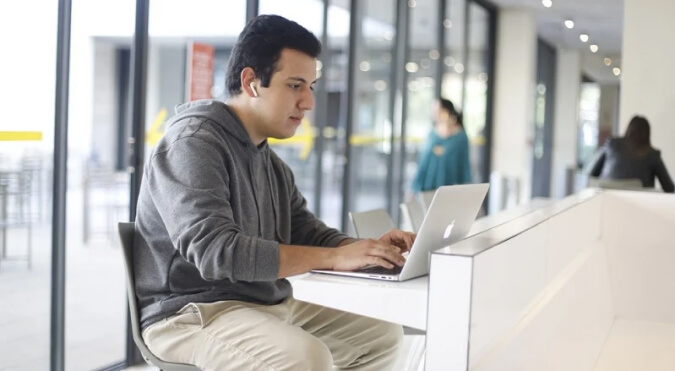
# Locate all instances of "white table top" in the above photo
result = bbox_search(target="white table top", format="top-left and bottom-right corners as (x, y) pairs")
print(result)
(291, 195), (580, 330)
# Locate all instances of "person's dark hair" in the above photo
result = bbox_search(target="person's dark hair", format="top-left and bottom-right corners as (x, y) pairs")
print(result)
(624, 115), (651, 151)
(438, 98), (463, 127)
(226, 15), (321, 96)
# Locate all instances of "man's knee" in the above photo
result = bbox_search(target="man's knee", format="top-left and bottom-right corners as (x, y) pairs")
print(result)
(295, 334), (334, 370)
(378, 321), (404, 350)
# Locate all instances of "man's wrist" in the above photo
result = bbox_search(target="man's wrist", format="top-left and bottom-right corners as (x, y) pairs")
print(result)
(337, 237), (358, 247)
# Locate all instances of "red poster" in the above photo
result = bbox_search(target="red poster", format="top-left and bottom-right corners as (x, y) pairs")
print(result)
(186, 42), (215, 101)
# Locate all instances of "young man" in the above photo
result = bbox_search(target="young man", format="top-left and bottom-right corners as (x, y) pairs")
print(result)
(134, 15), (415, 370)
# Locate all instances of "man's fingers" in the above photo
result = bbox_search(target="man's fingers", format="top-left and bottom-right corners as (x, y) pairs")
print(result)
(370, 257), (394, 269)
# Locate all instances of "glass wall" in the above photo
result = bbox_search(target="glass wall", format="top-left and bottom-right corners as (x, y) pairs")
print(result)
(259, 0), (327, 220)
(465, 1), (492, 183)
(0, 1), (57, 370)
(64, 0), (136, 369)
(346, 0), (398, 219)
(403, 0), (442, 198)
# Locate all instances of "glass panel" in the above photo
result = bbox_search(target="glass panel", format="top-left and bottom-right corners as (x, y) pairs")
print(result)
(65, 0), (136, 368)
(144, 0), (246, 164)
(578, 82), (601, 169)
(442, 0), (466, 106)
(404, 0), (442, 198)
(0, 1), (57, 370)
(465, 1), (491, 183)
(347, 0), (397, 221)
(259, 0), (325, 216)
(320, 0), (351, 229)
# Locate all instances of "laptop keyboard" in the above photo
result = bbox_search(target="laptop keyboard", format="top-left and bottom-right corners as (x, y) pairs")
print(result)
(357, 264), (403, 275)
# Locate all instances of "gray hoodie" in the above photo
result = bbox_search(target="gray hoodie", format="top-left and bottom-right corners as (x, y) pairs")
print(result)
(134, 99), (348, 329)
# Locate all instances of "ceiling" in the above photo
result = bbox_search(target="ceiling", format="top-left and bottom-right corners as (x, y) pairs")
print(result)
(486, 0), (624, 82)
(486, 0), (624, 54)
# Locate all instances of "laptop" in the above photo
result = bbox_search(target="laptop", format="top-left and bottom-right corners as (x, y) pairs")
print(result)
(311, 183), (489, 281)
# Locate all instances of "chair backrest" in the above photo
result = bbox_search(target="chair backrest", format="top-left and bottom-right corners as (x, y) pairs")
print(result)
(348, 209), (395, 239)
(418, 190), (436, 213)
(588, 177), (643, 190)
(400, 199), (425, 233)
(118, 222), (201, 371)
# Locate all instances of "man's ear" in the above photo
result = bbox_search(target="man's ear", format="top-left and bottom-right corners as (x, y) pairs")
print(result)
(240, 67), (258, 98)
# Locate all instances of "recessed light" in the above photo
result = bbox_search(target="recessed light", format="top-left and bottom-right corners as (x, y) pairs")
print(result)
(542, 0), (553, 7)
(590, 44), (599, 53)
(564, 20), (575, 29)
(604, 58), (612, 66)
(580, 34), (589, 43)
(613, 67), (621, 76)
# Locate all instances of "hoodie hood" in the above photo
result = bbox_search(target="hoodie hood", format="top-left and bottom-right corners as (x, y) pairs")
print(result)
(171, 99), (258, 149)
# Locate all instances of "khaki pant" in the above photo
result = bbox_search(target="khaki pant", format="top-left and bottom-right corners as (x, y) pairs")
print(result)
(143, 297), (403, 371)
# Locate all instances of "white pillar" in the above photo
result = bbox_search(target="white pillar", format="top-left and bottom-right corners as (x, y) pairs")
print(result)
(620, 0), (675, 177)
(550, 49), (581, 199)
(491, 9), (537, 203)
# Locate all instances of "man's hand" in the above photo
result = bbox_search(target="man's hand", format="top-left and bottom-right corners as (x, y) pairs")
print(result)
(379, 229), (416, 253)
(330, 238), (407, 271)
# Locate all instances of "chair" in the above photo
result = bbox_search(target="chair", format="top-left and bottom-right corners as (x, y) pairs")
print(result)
(118, 222), (201, 371)
(348, 209), (395, 239)
(400, 199), (425, 233)
(588, 177), (643, 190)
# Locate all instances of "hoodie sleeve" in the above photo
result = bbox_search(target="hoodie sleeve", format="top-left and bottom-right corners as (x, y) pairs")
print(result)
(282, 165), (350, 247)
(147, 136), (279, 282)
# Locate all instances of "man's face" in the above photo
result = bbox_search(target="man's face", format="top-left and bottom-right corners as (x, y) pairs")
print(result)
(252, 48), (317, 141)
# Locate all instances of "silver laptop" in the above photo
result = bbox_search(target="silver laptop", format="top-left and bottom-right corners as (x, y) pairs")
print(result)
(311, 183), (489, 281)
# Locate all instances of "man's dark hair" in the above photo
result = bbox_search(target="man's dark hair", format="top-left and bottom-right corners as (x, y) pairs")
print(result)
(226, 15), (321, 96)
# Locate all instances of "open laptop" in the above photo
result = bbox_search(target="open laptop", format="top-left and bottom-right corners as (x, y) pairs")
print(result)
(311, 183), (489, 281)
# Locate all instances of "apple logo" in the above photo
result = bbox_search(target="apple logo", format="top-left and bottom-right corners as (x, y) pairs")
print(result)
(443, 219), (456, 239)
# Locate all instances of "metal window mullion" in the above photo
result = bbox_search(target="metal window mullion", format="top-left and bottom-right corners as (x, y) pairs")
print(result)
(393, 0), (411, 224)
(51, 0), (72, 370)
(435, 0), (447, 100)
(126, 0), (149, 366)
(340, 0), (361, 231)
(461, 0), (471, 110)
(313, 0), (330, 218)
(246, 0), (259, 22)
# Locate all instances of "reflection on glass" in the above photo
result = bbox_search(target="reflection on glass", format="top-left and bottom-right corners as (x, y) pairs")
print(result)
(0, 1), (57, 370)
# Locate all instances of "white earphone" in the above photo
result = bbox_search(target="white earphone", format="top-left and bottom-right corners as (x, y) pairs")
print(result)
(250, 82), (259, 97)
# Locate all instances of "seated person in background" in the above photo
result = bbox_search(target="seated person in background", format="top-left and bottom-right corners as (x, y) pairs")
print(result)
(588, 115), (674, 193)
(133, 14), (415, 371)
(412, 98), (472, 194)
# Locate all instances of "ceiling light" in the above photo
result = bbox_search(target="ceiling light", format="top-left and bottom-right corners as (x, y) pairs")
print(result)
(429, 49), (440, 60)
(359, 61), (371, 72)
(590, 44), (599, 53)
(564, 20), (575, 29)
(443, 19), (453, 28)
(604, 58), (612, 66)
(612, 67), (621, 76)
(542, 0), (553, 7)
(579, 34), (589, 42)
(405, 62), (419, 73)
(408, 0), (416, 8)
